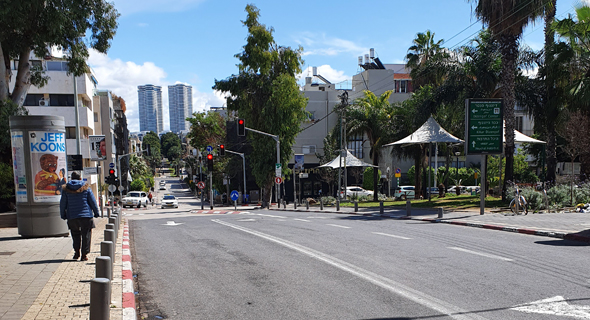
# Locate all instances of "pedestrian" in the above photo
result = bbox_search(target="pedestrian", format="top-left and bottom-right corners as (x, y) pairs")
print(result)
(60, 171), (100, 261)
(148, 191), (153, 204)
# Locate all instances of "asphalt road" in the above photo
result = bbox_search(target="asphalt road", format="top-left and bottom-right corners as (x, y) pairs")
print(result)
(128, 177), (590, 320)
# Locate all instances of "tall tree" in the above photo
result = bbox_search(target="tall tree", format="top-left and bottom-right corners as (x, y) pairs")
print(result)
(348, 90), (393, 201)
(543, 0), (559, 183)
(160, 132), (182, 160)
(0, 0), (119, 105)
(469, 0), (545, 199)
(142, 131), (161, 172)
(186, 111), (226, 152)
(405, 30), (447, 88)
(213, 5), (308, 204)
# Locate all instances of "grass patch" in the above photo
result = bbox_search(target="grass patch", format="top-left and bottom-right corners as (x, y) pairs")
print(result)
(340, 194), (507, 210)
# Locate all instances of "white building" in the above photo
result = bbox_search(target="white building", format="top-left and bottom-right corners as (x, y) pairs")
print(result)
(138, 84), (163, 134)
(168, 84), (193, 133)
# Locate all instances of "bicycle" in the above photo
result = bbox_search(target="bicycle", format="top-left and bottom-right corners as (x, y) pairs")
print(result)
(509, 185), (528, 215)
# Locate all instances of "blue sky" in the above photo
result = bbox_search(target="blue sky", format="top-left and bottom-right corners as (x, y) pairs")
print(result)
(88, 0), (586, 132)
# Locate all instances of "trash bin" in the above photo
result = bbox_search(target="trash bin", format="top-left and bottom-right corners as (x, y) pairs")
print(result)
(245, 194), (250, 204)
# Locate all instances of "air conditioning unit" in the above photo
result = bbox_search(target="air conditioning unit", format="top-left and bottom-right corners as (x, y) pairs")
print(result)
(38, 99), (49, 106)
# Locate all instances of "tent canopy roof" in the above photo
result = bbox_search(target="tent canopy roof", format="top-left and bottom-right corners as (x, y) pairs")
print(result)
(383, 116), (464, 147)
(318, 149), (377, 169)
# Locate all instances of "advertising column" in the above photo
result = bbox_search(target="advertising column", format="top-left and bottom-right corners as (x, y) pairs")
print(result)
(10, 116), (69, 237)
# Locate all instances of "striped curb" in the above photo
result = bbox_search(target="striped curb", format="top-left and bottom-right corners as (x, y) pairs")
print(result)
(189, 210), (246, 214)
(122, 220), (136, 320)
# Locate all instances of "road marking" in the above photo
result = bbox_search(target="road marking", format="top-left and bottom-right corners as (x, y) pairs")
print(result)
(327, 224), (351, 229)
(236, 219), (257, 222)
(511, 296), (590, 319)
(212, 219), (486, 320)
(372, 232), (411, 240)
(448, 247), (513, 262)
(293, 218), (310, 222)
(163, 221), (183, 226)
(307, 216), (330, 219)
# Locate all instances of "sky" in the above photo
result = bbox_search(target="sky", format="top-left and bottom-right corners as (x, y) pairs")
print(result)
(87, 0), (588, 133)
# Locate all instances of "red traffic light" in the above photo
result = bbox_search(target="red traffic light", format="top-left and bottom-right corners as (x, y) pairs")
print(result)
(108, 169), (115, 176)
(220, 144), (224, 150)
(238, 119), (244, 125)
(207, 154), (213, 160)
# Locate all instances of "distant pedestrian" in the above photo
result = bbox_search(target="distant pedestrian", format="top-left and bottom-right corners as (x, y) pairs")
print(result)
(148, 192), (153, 203)
(60, 172), (100, 261)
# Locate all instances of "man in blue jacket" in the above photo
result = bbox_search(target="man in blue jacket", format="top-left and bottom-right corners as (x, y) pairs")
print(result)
(60, 171), (100, 261)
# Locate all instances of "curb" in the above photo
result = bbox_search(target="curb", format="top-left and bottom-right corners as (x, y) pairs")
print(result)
(122, 220), (136, 320)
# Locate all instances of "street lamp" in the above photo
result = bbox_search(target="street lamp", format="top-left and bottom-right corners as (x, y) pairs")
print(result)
(386, 167), (391, 198)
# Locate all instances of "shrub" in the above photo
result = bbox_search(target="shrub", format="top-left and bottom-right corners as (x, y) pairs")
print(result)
(321, 196), (336, 205)
(130, 179), (145, 191)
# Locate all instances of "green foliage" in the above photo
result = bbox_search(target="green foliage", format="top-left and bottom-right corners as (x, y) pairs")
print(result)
(0, 162), (14, 200)
(142, 131), (161, 170)
(487, 150), (539, 184)
(362, 167), (382, 191)
(187, 111), (226, 151)
(213, 5), (308, 199)
(0, 100), (28, 162)
(129, 179), (145, 192)
(0, 0), (119, 105)
(160, 132), (182, 160)
(320, 196), (337, 205)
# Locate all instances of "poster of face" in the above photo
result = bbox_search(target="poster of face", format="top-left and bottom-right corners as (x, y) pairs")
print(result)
(294, 154), (304, 171)
(90, 135), (107, 161)
(11, 130), (27, 202)
(29, 131), (67, 202)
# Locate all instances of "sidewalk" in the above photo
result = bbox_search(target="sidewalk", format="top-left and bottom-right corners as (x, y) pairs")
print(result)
(0, 215), (124, 319)
(267, 203), (590, 243)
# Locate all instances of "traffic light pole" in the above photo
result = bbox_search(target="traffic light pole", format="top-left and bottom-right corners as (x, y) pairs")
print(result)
(226, 150), (247, 204)
(209, 172), (214, 210)
(245, 127), (280, 206)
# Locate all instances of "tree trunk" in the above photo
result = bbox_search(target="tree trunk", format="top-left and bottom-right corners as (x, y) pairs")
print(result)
(0, 42), (10, 101)
(544, 0), (557, 185)
(11, 47), (32, 107)
(500, 34), (518, 201)
(262, 181), (273, 206)
(372, 151), (379, 201)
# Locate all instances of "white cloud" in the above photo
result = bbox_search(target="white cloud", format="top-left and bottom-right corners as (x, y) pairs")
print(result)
(88, 50), (224, 132)
(112, 0), (206, 15)
(295, 32), (369, 58)
(299, 65), (351, 86)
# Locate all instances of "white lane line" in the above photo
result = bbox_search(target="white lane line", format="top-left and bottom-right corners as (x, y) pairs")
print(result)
(448, 247), (514, 262)
(372, 232), (412, 240)
(294, 218), (310, 222)
(212, 219), (486, 320)
(327, 224), (351, 229)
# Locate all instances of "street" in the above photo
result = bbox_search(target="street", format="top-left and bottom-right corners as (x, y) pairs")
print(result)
(126, 177), (590, 320)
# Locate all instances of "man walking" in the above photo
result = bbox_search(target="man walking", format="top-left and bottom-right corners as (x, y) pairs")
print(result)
(60, 171), (100, 261)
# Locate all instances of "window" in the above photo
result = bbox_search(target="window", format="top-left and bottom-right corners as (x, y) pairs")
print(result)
(65, 127), (76, 139)
(394, 80), (413, 93)
(49, 94), (75, 106)
(307, 111), (315, 121)
(46, 61), (69, 71)
(515, 116), (524, 132)
(347, 134), (364, 158)
(24, 94), (44, 106)
(94, 112), (99, 123)
(314, 181), (323, 196)
(302, 145), (316, 154)
(303, 181), (312, 196)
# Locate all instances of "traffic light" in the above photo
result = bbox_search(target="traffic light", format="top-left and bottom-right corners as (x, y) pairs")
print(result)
(207, 153), (213, 171)
(105, 168), (116, 185)
(219, 144), (225, 156)
(237, 119), (245, 136)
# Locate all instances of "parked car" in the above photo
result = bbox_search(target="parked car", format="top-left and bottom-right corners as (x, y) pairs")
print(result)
(447, 186), (467, 194)
(161, 195), (179, 208)
(426, 187), (439, 195)
(394, 186), (415, 200)
(159, 185), (166, 190)
(465, 186), (480, 194)
(121, 191), (149, 208)
(339, 186), (373, 199)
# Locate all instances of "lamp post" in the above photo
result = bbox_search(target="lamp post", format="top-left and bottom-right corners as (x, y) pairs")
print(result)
(386, 167), (391, 198)
(455, 151), (461, 187)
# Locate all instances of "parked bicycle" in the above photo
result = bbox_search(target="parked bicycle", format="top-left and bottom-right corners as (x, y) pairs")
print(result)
(509, 184), (528, 215)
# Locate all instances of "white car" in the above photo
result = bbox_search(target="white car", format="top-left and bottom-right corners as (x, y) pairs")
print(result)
(339, 186), (373, 198)
(161, 195), (179, 208)
(159, 185), (166, 190)
(394, 186), (415, 200)
(122, 191), (149, 208)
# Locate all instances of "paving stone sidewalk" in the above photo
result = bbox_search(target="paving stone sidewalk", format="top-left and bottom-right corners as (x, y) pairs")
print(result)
(0, 216), (123, 320)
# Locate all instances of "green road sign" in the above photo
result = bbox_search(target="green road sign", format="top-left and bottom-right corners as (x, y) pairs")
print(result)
(465, 99), (503, 154)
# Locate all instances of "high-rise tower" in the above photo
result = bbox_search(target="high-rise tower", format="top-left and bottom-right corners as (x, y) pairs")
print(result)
(168, 84), (193, 133)
(138, 84), (163, 133)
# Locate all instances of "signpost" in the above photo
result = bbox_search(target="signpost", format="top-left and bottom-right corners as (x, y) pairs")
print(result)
(206, 145), (213, 153)
(275, 177), (282, 184)
(275, 163), (282, 177)
(465, 99), (503, 155)
(230, 190), (239, 210)
(465, 99), (503, 216)
(109, 162), (115, 169)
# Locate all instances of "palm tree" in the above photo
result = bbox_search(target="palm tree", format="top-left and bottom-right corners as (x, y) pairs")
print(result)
(406, 30), (447, 88)
(348, 90), (393, 201)
(470, 0), (545, 199)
